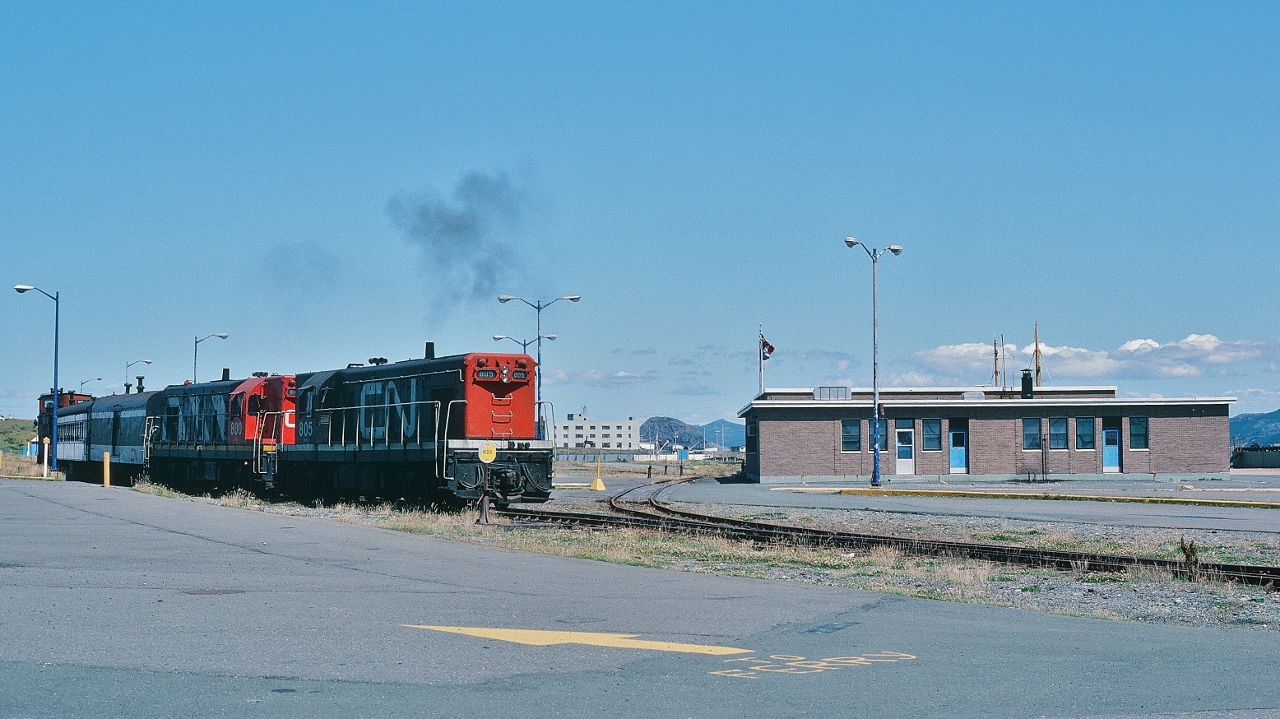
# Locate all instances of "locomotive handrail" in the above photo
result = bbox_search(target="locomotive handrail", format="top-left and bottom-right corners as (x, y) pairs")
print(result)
(440, 399), (467, 481)
(536, 400), (555, 443)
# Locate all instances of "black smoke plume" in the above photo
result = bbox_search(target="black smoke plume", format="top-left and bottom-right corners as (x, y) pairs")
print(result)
(387, 170), (527, 302)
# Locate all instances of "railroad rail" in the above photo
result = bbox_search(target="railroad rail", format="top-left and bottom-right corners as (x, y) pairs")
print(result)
(498, 478), (1280, 589)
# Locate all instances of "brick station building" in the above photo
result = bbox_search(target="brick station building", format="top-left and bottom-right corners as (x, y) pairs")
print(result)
(739, 381), (1232, 483)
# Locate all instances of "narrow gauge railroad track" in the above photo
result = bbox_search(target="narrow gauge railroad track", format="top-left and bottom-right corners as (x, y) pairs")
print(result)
(498, 478), (1280, 589)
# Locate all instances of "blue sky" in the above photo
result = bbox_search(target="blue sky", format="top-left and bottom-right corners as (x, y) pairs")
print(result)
(3, 2), (1278, 422)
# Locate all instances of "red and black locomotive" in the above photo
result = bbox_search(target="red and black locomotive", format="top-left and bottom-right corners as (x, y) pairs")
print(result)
(40, 348), (553, 505)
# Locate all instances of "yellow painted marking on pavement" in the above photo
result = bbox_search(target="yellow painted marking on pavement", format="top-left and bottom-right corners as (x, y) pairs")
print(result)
(403, 625), (752, 655)
(769, 486), (1280, 509)
(712, 651), (917, 679)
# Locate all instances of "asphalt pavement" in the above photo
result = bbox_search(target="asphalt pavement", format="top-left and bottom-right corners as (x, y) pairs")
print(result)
(2, 479), (1278, 718)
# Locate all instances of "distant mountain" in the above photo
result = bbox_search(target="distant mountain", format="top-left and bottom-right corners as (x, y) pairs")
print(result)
(1230, 409), (1280, 447)
(701, 419), (745, 448)
(640, 417), (745, 449)
(641, 417), (709, 449)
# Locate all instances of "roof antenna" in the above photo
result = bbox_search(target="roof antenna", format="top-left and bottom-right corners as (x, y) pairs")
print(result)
(1034, 322), (1043, 387)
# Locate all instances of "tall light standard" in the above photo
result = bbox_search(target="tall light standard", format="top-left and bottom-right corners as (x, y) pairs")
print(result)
(843, 237), (903, 487)
(496, 295), (579, 407)
(194, 333), (228, 383)
(79, 377), (102, 392)
(493, 334), (556, 353)
(126, 359), (152, 390)
(14, 285), (59, 471)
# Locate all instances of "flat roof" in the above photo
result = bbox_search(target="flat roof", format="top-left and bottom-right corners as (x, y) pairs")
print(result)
(738, 387), (1235, 417)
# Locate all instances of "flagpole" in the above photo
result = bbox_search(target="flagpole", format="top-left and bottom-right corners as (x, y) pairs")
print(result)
(758, 324), (764, 396)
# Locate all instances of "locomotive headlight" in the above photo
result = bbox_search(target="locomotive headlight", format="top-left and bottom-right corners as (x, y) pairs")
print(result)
(501, 365), (510, 383)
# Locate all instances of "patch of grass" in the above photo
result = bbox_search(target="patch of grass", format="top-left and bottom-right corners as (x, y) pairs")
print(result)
(0, 453), (60, 479)
(132, 479), (187, 499)
(0, 418), (37, 454)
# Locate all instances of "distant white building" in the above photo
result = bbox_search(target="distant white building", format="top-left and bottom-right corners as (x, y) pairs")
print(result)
(553, 413), (642, 450)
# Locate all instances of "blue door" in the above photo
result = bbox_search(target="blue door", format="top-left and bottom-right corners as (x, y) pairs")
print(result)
(949, 429), (968, 474)
(1102, 429), (1120, 473)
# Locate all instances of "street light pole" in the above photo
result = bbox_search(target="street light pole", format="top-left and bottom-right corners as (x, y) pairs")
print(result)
(14, 285), (59, 471)
(126, 359), (152, 390)
(497, 294), (580, 415)
(844, 238), (903, 488)
(80, 377), (102, 393)
(194, 333), (229, 383)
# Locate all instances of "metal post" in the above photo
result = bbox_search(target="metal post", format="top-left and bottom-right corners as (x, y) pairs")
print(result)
(52, 291), (59, 472)
(193, 335), (198, 384)
(535, 303), (543, 409)
(103, 451), (111, 487)
(871, 254), (880, 487)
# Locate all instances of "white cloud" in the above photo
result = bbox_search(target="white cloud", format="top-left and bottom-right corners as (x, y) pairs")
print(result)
(910, 333), (1276, 383)
(544, 369), (657, 387)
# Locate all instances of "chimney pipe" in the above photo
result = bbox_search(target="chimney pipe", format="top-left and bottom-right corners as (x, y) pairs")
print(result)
(136, 376), (145, 393)
(124, 383), (132, 395)
(424, 342), (435, 360)
(221, 368), (231, 382)
(1020, 369), (1034, 399)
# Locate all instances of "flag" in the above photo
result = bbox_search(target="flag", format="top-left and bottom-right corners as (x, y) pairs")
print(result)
(760, 334), (776, 361)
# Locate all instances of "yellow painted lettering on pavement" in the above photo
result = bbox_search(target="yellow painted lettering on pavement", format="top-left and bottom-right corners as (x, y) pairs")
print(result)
(403, 625), (753, 656)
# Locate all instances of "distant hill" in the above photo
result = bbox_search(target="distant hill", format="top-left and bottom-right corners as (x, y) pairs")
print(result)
(641, 417), (706, 448)
(640, 417), (745, 449)
(0, 418), (37, 454)
(1230, 409), (1280, 447)
(701, 419), (745, 448)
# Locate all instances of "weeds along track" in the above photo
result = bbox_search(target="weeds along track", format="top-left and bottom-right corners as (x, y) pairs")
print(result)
(497, 478), (1280, 589)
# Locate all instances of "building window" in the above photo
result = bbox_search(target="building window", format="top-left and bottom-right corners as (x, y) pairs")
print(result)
(1130, 417), (1149, 449)
(841, 419), (861, 452)
(922, 419), (942, 451)
(1076, 417), (1095, 449)
(1023, 418), (1042, 450)
(1049, 418), (1067, 449)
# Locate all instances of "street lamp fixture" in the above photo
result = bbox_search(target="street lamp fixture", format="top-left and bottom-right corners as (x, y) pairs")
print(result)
(126, 359), (152, 390)
(496, 294), (581, 436)
(493, 334), (556, 353)
(194, 333), (229, 383)
(15, 284), (60, 471)
(843, 236), (905, 487)
(79, 377), (102, 392)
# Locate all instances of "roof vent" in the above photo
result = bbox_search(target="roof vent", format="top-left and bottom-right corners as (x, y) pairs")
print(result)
(962, 391), (986, 401)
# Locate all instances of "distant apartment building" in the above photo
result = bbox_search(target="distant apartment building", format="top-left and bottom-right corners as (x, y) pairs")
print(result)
(553, 413), (642, 450)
